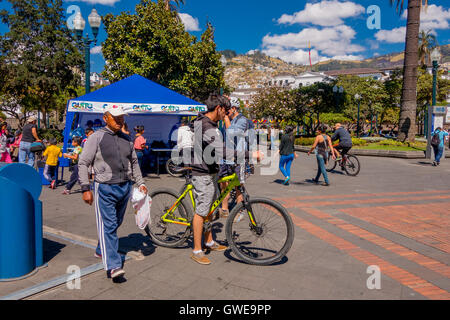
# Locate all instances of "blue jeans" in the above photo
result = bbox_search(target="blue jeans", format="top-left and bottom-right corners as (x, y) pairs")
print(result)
(18, 141), (35, 167)
(136, 150), (144, 171)
(94, 181), (132, 271)
(279, 153), (294, 178)
(315, 154), (329, 184)
(433, 146), (444, 163)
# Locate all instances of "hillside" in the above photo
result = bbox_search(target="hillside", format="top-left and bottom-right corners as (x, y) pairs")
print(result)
(222, 44), (450, 90)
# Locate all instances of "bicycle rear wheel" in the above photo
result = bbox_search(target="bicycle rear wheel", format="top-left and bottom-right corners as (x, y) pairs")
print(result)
(344, 155), (360, 176)
(166, 159), (183, 178)
(145, 188), (192, 247)
(225, 198), (294, 265)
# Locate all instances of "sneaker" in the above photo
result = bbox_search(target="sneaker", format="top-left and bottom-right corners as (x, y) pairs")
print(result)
(321, 182), (330, 186)
(283, 177), (290, 185)
(94, 252), (102, 259)
(191, 251), (211, 265)
(219, 208), (229, 218)
(51, 180), (56, 189)
(205, 241), (227, 252)
(110, 268), (125, 279)
(311, 178), (319, 184)
(62, 190), (70, 195)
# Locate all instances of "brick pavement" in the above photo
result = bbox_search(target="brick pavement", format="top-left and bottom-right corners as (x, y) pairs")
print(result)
(275, 188), (450, 300)
(2, 155), (450, 300)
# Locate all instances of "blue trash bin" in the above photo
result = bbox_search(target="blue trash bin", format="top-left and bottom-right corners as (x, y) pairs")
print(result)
(0, 163), (43, 280)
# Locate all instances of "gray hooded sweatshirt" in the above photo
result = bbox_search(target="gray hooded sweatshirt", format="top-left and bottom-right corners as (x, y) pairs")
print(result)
(78, 127), (145, 192)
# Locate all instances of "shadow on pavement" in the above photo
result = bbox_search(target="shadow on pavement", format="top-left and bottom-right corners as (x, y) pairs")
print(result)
(119, 233), (156, 257)
(223, 249), (289, 266)
(43, 238), (66, 263)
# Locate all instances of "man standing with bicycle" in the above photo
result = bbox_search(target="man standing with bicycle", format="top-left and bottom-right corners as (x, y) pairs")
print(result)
(190, 93), (262, 265)
(331, 123), (352, 166)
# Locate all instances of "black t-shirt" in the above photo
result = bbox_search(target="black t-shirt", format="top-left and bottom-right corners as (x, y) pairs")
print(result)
(21, 123), (37, 143)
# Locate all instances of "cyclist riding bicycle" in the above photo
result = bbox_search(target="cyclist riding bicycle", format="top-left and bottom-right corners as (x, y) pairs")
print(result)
(189, 93), (262, 265)
(331, 123), (352, 162)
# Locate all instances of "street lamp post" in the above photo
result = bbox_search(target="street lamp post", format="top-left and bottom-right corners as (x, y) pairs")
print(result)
(426, 48), (442, 159)
(333, 85), (344, 110)
(355, 94), (361, 137)
(74, 9), (102, 95)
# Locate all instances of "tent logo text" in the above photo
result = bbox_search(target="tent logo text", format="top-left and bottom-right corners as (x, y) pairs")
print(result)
(188, 106), (206, 112)
(161, 105), (180, 113)
(71, 102), (93, 111)
(133, 105), (153, 112)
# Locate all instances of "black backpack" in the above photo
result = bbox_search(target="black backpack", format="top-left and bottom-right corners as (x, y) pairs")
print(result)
(431, 133), (440, 147)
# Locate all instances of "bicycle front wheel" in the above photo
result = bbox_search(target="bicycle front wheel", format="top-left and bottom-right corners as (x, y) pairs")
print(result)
(225, 198), (295, 265)
(145, 188), (192, 247)
(344, 155), (360, 176)
(325, 154), (337, 172)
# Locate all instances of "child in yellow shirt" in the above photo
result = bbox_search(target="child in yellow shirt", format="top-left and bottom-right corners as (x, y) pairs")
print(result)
(43, 138), (62, 189)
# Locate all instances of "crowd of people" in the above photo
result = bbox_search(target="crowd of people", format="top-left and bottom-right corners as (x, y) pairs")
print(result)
(1, 99), (450, 280)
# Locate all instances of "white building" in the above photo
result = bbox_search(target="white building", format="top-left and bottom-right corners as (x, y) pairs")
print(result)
(266, 71), (331, 89)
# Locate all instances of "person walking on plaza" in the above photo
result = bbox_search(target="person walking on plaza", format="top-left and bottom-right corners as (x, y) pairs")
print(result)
(62, 136), (83, 195)
(431, 127), (449, 166)
(133, 125), (148, 173)
(19, 117), (41, 166)
(278, 126), (297, 185)
(0, 122), (12, 163)
(308, 125), (335, 186)
(78, 105), (148, 280)
(43, 138), (62, 189)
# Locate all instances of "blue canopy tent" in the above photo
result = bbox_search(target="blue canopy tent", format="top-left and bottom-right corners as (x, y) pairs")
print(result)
(61, 74), (206, 168)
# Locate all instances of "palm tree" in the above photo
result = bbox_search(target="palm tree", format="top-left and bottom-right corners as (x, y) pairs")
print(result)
(164, 0), (185, 11)
(390, 0), (427, 142)
(418, 30), (437, 67)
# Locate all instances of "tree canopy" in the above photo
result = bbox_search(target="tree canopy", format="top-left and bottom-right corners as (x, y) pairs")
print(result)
(0, 0), (83, 128)
(102, 0), (227, 102)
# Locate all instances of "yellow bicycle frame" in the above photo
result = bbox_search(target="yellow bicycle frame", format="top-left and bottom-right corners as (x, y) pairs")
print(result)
(160, 173), (257, 226)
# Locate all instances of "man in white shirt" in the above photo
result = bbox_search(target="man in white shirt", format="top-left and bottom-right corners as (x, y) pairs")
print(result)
(176, 118), (193, 165)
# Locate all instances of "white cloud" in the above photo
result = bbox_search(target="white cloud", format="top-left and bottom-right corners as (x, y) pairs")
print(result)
(90, 46), (102, 55)
(262, 25), (364, 57)
(179, 13), (200, 32)
(402, 4), (450, 30)
(64, 0), (120, 5)
(330, 54), (364, 61)
(278, 0), (365, 27)
(261, 46), (321, 65)
(374, 27), (406, 43)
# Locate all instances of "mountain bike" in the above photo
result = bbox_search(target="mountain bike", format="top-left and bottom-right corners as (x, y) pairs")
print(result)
(165, 157), (184, 178)
(145, 165), (295, 266)
(326, 152), (360, 176)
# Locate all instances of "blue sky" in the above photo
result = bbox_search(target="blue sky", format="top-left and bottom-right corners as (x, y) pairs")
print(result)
(1, 0), (449, 73)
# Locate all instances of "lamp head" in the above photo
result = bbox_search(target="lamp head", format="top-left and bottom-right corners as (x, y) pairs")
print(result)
(430, 48), (441, 63)
(88, 8), (102, 40)
(73, 11), (86, 33)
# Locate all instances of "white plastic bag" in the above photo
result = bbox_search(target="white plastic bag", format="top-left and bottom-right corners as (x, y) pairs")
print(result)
(131, 187), (152, 230)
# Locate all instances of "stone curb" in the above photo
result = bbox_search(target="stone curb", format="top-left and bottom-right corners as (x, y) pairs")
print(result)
(294, 145), (450, 159)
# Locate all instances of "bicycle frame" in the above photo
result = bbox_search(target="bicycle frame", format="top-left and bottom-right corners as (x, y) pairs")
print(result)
(160, 173), (257, 227)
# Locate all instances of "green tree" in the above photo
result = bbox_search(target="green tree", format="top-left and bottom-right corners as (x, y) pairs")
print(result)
(0, 0), (83, 128)
(336, 76), (388, 134)
(102, 0), (226, 102)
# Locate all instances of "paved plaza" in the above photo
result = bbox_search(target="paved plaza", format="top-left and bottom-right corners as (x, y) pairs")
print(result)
(1, 154), (450, 300)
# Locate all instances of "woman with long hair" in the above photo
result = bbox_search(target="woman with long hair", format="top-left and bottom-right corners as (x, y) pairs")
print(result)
(308, 125), (335, 186)
(278, 125), (297, 185)
(134, 125), (148, 172)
